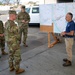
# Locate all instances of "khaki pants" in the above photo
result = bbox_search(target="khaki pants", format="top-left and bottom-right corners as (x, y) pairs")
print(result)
(65, 38), (74, 61)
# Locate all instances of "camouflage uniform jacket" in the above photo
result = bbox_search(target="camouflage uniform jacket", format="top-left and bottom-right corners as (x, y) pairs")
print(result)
(0, 20), (4, 34)
(17, 11), (30, 28)
(5, 20), (20, 43)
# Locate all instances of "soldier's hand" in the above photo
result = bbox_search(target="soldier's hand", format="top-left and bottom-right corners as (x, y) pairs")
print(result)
(19, 25), (22, 28)
(22, 20), (25, 23)
(0, 34), (2, 36)
(25, 21), (29, 24)
(61, 32), (66, 36)
(2, 34), (4, 36)
(0, 34), (4, 37)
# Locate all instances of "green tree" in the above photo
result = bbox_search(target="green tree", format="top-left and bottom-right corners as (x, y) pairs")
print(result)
(0, 2), (2, 5)
(1, 0), (10, 4)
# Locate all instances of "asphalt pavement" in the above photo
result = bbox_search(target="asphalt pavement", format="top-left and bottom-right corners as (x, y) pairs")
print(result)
(0, 27), (75, 75)
(0, 14), (75, 75)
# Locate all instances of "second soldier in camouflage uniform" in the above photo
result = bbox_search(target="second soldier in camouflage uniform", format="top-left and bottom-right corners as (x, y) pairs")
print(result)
(5, 10), (25, 74)
(17, 5), (30, 47)
(0, 20), (8, 56)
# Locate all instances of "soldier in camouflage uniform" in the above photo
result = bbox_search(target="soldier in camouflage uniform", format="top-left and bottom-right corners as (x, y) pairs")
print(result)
(17, 5), (30, 47)
(5, 10), (25, 74)
(0, 20), (8, 57)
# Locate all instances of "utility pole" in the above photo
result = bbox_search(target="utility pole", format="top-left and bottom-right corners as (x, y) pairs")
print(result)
(44, 0), (45, 4)
(16, 0), (20, 5)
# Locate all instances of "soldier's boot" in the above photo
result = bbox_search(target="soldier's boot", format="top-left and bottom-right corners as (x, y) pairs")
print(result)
(23, 42), (28, 47)
(19, 41), (21, 44)
(24, 44), (28, 47)
(16, 68), (25, 74)
(2, 49), (8, 55)
(10, 67), (15, 71)
(23, 39), (28, 47)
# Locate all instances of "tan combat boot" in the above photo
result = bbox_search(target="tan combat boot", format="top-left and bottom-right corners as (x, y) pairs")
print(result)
(23, 42), (28, 47)
(16, 68), (25, 74)
(10, 67), (14, 71)
(23, 43), (28, 47)
(24, 44), (28, 47)
(2, 50), (8, 55)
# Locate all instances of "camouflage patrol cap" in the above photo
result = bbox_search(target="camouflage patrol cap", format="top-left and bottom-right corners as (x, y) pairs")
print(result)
(9, 10), (17, 15)
(21, 5), (25, 9)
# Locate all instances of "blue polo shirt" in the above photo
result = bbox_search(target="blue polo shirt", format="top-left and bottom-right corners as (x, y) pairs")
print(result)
(65, 20), (75, 38)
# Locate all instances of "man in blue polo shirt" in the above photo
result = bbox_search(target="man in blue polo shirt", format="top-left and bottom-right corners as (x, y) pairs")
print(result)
(61, 12), (75, 67)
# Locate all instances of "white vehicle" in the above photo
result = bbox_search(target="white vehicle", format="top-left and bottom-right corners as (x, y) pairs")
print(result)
(7, 6), (40, 26)
(26, 6), (40, 26)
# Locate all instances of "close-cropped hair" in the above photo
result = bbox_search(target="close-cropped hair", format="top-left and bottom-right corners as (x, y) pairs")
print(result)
(67, 12), (73, 19)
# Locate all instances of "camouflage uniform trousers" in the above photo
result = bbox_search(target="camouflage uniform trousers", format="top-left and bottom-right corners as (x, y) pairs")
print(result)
(0, 36), (5, 51)
(65, 38), (74, 61)
(7, 41), (21, 71)
(19, 24), (28, 44)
